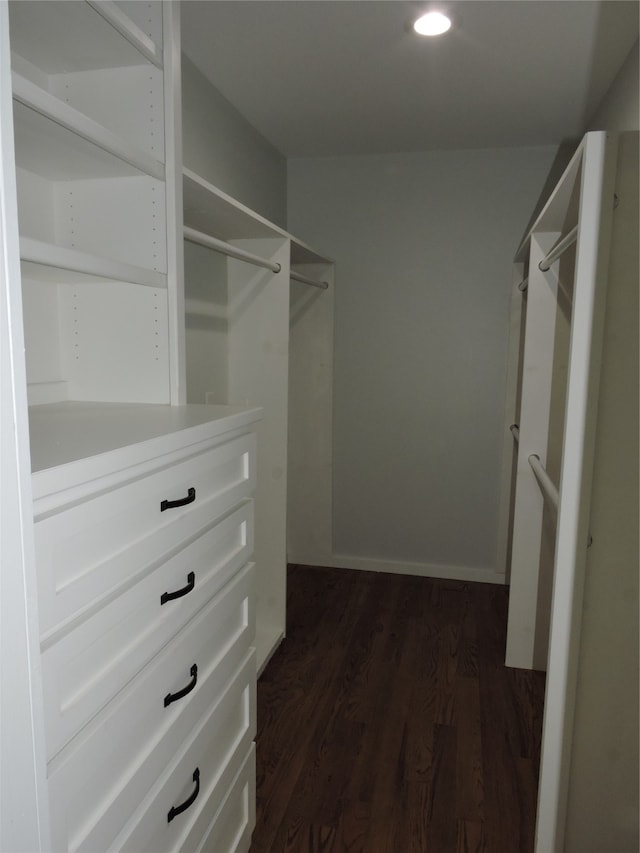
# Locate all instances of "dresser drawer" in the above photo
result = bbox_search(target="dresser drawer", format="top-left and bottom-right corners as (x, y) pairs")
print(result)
(48, 564), (255, 852)
(196, 744), (256, 853)
(42, 501), (253, 760)
(35, 430), (256, 639)
(102, 651), (255, 853)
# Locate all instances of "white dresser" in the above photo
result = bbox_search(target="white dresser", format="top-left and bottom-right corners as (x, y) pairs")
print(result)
(31, 403), (260, 852)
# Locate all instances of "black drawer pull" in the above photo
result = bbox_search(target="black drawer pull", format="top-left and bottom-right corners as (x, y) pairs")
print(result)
(160, 571), (195, 606)
(160, 487), (196, 512)
(167, 767), (200, 823)
(164, 664), (198, 707)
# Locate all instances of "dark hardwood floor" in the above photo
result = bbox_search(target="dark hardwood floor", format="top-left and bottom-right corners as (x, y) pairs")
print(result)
(249, 565), (545, 853)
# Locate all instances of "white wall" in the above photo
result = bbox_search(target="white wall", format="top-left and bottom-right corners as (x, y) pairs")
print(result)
(288, 146), (558, 581)
(181, 56), (287, 227)
(588, 39), (639, 133)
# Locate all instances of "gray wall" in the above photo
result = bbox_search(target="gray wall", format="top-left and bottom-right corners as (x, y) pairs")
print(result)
(588, 38), (639, 133)
(288, 146), (558, 581)
(181, 55), (287, 227)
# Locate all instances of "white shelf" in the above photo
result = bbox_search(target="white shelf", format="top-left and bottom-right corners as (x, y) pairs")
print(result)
(20, 237), (167, 289)
(13, 100), (146, 181)
(86, 1), (162, 68)
(516, 140), (584, 261)
(8, 1), (161, 74)
(183, 169), (283, 242)
(29, 401), (262, 484)
(183, 168), (334, 264)
(291, 237), (333, 266)
(13, 73), (164, 181)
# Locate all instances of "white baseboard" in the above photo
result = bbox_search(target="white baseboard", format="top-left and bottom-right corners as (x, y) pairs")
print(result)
(287, 550), (333, 568)
(328, 553), (506, 585)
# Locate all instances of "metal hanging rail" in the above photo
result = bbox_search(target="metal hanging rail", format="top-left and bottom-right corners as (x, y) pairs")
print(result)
(183, 226), (281, 274)
(538, 225), (579, 272)
(518, 276), (529, 293)
(510, 423), (520, 443)
(528, 454), (559, 511)
(290, 269), (329, 290)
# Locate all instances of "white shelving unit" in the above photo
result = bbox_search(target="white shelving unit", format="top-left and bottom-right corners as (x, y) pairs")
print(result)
(2, 3), (259, 850)
(1, 2), (334, 846)
(9, 0), (181, 413)
(12, 72), (165, 179)
(499, 130), (634, 852)
(504, 132), (616, 672)
(183, 168), (334, 673)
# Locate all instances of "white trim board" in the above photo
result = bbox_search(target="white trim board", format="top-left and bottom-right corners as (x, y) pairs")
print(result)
(286, 550), (333, 569)
(331, 554), (506, 585)
(255, 625), (284, 677)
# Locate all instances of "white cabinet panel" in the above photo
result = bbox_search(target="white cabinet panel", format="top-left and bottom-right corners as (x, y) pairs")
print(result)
(55, 176), (167, 273)
(48, 65), (165, 163)
(106, 651), (256, 853)
(35, 431), (255, 638)
(13, 100), (144, 180)
(196, 745), (256, 853)
(8, 1), (158, 73)
(48, 564), (254, 852)
(56, 281), (170, 404)
(42, 500), (254, 759)
(15, 167), (55, 241)
(115, 0), (164, 50)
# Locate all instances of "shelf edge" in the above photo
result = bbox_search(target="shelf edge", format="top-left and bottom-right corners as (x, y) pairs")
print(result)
(20, 237), (167, 289)
(13, 72), (165, 181)
(86, 0), (163, 68)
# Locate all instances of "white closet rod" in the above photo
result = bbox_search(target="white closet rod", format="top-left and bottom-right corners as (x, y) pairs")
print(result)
(510, 423), (520, 443)
(528, 454), (559, 511)
(184, 226), (281, 274)
(538, 225), (579, 272)
(290, 270), (329, 290)
(518, 276), (529, 293)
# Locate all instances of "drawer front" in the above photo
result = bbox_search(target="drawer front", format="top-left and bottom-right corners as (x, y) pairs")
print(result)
(105, 651), (256, 853)
(196, 744), (256, 853)
(42, 501), (253, 760)
(36, 431), (255, 639)
(48, 564), (255, 853)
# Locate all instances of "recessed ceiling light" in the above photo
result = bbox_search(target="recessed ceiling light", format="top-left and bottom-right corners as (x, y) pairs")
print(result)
(413, 11), (452, 36)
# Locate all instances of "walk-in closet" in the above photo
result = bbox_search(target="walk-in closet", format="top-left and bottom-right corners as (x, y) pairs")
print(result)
(1, 3), (637, 852)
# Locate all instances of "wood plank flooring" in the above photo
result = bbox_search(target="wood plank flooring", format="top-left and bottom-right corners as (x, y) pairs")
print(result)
(249, 565), (545, 853)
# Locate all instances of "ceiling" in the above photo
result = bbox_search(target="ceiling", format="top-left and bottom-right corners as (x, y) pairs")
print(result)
(180, 1), (639, 157)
